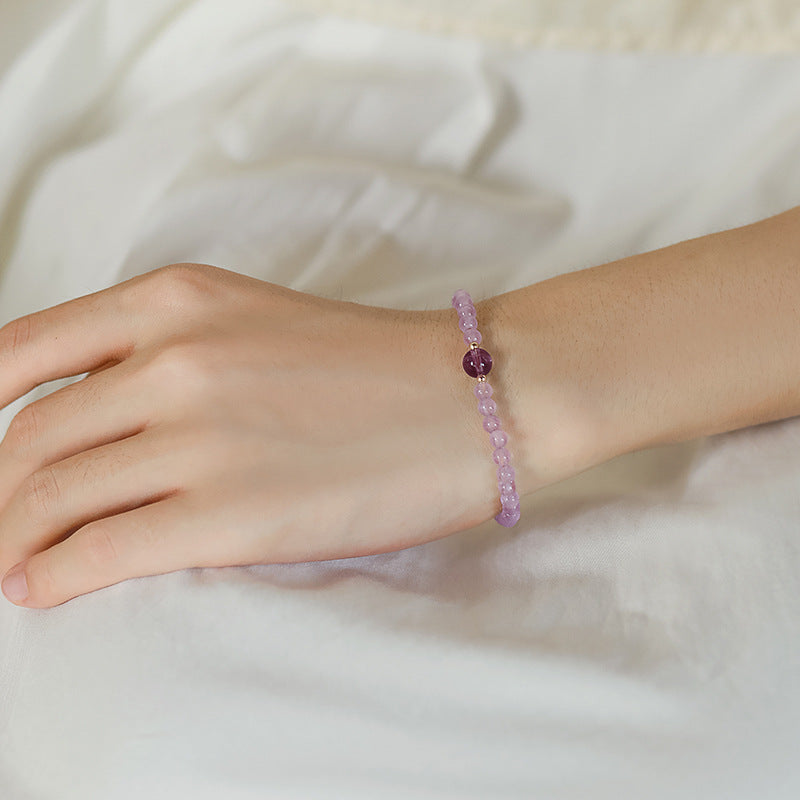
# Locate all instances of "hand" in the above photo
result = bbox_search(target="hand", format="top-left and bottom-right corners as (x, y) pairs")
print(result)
(0, 263), (513, 608)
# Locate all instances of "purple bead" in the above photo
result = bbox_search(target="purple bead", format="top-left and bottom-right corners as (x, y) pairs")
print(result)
(495, 506), (520, 527)
(492, 447), (510, 466)
(498, 479), (516, 494)
(463, 329), (482, 346)
(482, 414), (501, 433)
(489, 429), (507, 449)
(462, 348), (493, 378)
(501, 489), (519, 504)
(473, 381), (493, 400)
(497, 464), (515, 482)
(458, 316), (478, 333)
(477, 397), (497, 416)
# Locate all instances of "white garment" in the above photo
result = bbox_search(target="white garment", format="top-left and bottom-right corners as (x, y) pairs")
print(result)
(0, 1), (799, 798)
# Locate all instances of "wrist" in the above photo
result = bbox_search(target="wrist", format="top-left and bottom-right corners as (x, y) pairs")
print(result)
(473, 288), (604, 495)
(429, 287), (601, 508)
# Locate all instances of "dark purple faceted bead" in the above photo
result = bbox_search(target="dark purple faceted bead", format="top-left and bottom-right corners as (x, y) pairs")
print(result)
(462, 347), (493, 378)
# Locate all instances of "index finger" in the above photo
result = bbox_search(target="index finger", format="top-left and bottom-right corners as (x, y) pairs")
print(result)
(0, 271), (149, 411)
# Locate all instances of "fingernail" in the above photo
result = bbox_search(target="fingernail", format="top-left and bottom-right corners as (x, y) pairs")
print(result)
(2, 563), (29, 604)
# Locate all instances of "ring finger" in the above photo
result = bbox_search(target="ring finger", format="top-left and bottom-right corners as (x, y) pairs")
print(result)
(0, 349), (164, 510)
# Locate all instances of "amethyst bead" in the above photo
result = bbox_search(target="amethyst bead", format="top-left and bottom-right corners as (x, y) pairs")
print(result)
(462, 347), (493, 378)
(458, 316), (478, 333)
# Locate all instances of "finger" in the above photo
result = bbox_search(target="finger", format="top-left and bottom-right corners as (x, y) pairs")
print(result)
(0, 350), (153, 508)
(0, 259), (197, 413)
(0, 425), (187, 576)
(1, 493), (204, 608)
(0, 281), (142, 410)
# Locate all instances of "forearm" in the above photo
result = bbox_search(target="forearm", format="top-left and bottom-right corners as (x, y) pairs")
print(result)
(476, 204), (800, 493)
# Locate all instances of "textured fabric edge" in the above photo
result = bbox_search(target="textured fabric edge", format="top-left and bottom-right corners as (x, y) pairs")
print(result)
(281, 0), (800, 53)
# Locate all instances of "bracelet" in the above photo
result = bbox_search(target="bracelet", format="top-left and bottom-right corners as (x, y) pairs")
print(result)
(451, 289), (521, 527)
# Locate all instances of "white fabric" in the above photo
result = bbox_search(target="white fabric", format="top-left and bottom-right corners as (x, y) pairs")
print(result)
(289, 0), (800, 53)
(1, 2), (799, 798)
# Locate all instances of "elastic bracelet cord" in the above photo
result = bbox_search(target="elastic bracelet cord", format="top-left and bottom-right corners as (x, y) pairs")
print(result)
(451, 290), (521, 527)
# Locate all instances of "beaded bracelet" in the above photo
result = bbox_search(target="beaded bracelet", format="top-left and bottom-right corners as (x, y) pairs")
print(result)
(451, 289), (521, 527)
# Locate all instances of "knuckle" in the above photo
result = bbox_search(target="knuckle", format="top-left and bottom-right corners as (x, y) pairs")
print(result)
(82, 522), (119, 569)
(144, 339), (213, 392)
(155, 263), (214, 305)
(21, 466), (62, 522)
(0, 315), (35, 361)
(4, 403), (42, 461)
(119, 263), (216, 320)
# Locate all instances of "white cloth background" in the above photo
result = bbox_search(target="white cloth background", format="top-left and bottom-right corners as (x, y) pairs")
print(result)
(0, 1), (799, 798)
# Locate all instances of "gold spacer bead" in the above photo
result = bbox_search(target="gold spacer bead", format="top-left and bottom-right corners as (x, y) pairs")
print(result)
(477, 375), (486, 382)
(469, 341), (480, 350)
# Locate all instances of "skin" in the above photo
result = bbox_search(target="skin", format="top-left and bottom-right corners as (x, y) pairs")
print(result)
(0, 263), (510, 608)
(2, 203), (799, 607)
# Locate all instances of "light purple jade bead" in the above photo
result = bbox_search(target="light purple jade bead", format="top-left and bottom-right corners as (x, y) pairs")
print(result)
(497, 464), (515, 482)
(473, 381), (493, 400)
(482, 414), (501, 433)
(501, 499), (519, 516)
(499, 479), (516, 495)
(458, 316), (478, 333)
(477, 398), (497, 416)
(489, 429), (508, 449)
(496, 506), (521, 527)
(463, 328), (482, 346)
(492, 447), (510, 466)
